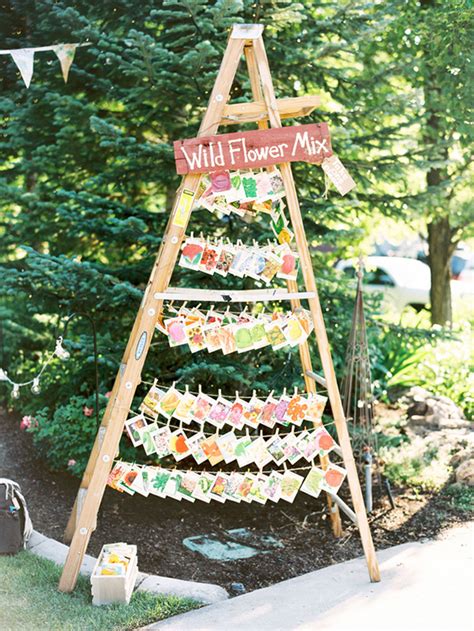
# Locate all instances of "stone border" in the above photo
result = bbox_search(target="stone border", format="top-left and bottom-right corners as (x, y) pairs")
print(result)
(26, 530), (229, 605)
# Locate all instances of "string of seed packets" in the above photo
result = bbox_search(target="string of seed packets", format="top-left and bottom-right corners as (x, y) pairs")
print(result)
(108, 460), (346, 505)
(156, 305), (313, 354)
(179, 235), (298, 282)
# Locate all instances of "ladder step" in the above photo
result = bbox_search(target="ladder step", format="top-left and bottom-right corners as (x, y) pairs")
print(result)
(153, 287), (317, 303)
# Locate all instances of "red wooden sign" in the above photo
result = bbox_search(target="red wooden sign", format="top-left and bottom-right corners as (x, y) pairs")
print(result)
(174, 123), (332, 175)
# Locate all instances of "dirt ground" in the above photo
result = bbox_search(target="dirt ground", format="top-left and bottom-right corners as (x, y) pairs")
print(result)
(0, 407), (471, 594)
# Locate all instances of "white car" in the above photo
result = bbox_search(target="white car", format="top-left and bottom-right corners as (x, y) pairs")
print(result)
(335, 256), (431, 313)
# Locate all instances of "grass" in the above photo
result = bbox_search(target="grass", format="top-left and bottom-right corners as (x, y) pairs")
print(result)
(443, 483), (474, 513)
(0, 551), (200, 631)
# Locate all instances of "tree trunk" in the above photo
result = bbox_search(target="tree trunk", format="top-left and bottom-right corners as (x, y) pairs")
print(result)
(427, 216), (453, 326)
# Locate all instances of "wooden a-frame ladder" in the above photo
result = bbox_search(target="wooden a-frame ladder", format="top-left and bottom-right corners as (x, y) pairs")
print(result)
(59, 24), (380, 592)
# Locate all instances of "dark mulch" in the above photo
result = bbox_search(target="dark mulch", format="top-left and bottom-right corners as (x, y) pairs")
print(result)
(0, 408), (471, 594)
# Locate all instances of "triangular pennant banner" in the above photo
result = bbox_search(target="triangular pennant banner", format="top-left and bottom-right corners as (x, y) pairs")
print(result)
(53, 44), (77, 82)
(10, 48), (35, 88)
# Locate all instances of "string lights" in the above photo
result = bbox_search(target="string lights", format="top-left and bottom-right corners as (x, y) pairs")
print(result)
(0, 336), (69, 399)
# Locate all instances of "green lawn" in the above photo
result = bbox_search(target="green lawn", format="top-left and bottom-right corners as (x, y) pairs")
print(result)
(0, 551), (200, 631)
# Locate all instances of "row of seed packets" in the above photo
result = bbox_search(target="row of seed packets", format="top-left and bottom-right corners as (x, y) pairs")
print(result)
(108, 461), (346, 504)
(125, 415), (339, 469)
(179, 236), (298, 283)
(156, 306), (313, 355)
(136, 383), (327, 430)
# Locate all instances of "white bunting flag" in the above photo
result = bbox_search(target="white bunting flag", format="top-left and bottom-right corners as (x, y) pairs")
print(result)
(53, 43), (77, 82)
(10, 48), (35, 88)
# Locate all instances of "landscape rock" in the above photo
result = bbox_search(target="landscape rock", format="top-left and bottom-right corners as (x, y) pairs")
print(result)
(402, 386), (469, 432)
(455, 459), (474, 486)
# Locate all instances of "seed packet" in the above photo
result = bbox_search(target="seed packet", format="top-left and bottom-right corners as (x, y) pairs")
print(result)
(227, 396), (248, 430)
(277, 248), (299, 281)
(243, 395), (265, 429)
(117, 465), (139, 495)
(284, 431), (306, 465)
(248, 475), (268, 504)
(209, 473), (228, 502)
(210, 170), (231, 193)
(212, 195), (232, 215)
(140, 383), (164, 419)
(259, 253), (282, 284)
(235, 435), (255, 467)
(265, 433), (287, 465)
(215, 246), (235, 277)
(185, 431), (207, 464)
(125, 414), (147, 447)
(200, 435), (225, 466)
(252, 199), (273, 214)
(150, 425), (172, 458)
(199, 243), (221, 274)
(282, 315), (308, 347)
(245, 251), (268, 281)
(216, 431), (238, 464)
(217, 324), (236, 355)
(313, 427), (336, 456)
(138, 422), (159, 455)
(305, 394), (328, 421)
(176, 471), (199, 502)
(226, 171), (246, 201)
(249, 321), (268, 350)
(128, 467), (149, 497)
(229, 247), (247, 278)
(237, 474), (255, 502)
(107, 462), (127, 492)
(285, 393), (308, 426)
(173, 391), (196, 424)
(259, 394), (278, 429)
(301, 467), (325, 499)
(264, 321), (288, 350)
(277, 226), (294, 245)
(297, 431), (320, 462)
(295, 309), (314, 336)
(169, 430), (190, 461)
(262, 471), (283, 502)
(320, 464), (346, 494)
(190, 392), (215, 424)
(192, 472), (215, 503)
(234, 322), (255, 353)
(158, 387), (182, 419)
(280, 470), (304, 503)
(184, 321), (206, 353)
(272, 394), (291, 425)
(148, 467), (171, 497)
(241, 172), (258, 199)
(179, 238), (205, 270)
(223, 472), (244, 503)
(268, 169), (285, 199)
(208, 396), (232, 429)
(164, 471), (182, 501)
(252, 436), (273, 469)
(164, 317), (188, 347)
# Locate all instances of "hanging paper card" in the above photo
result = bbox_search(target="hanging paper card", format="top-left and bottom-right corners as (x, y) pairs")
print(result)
(321, 464), (346, 494)
(164, 317), (187, 347)
(216, 430), (238, 463)
(148, 468), (169, 497)
(227, 397), (247, 430)
(321, 155), (356, 196)
(313, 427), (336, 456)
(124, 415), (147, 447)
(272, 395), (291, 424)
(280, 470), (304, 503)
(282, 431), (305, 464)
(297, 431), (321, 461)
(282, 315), (308, 347)
(173, 391), (196, 423)
(164, 471), (182, 501)
(176, 471), (199, 502)
(264, 321), (288, 350)
(300, 467), (325, 499)
(277, 249), (299, 281)
(252, 437), (273, 469)
(108, 462), (127, 492)
(186, 431), (207, 464)
(210, 170), (231, 193)
(276, 226), (294, 245)
(192, 472), (214, 503)
(209, 473), (228, 502)
(200, 435), (225, 466)
(129, 468), (149, 497)
(179, 238), (205, 270)
(305, 394), (328, 420)
(243, 395), (265, 428)
(234, 323), (255, 353)
(248, 476), (268, 504)
(172, 188), (195, 228)
(262, 472), (283, 502)
(235, 435), (255, 467)
(199, 243), (221, 274)
(245, 251), (268, 281)
(208, 397), (232, 429)
(117, 466), (139, 495)
(249, 321), (268, 350)
(215, 246), (235, 276)
(190, 392), (215, 423)
(260, 253), (282, 284)
(150, 426), (172, 458)
(265, 433), (287, 465)
(158, 387), (182, 419)
(185, 322), (206, 353)
(217, 325), (236, 355)
(140, 383), (164, 419)
(285, 394), (308, 426)
(241, 172), (258, 199)
(268, 169), (285, 199)
(138, 422), (159, 455)
(223, 472), (244, 503)
(203, 324), (222, 353)
(237, 474), (255, 503)
(259, 395), (278, 429)
(169, 431), (190, 461)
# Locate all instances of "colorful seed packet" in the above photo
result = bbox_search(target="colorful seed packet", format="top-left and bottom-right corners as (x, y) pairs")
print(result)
(252, 436), (273, 469)
(216, 430), (238, 464)
(285, 393), (308, 426)
(169, 430), (190, 461)
(209, 473), (228, 502)
(185, 322), (207, 353)
(305, 394), (328, 421)
(158, 387), (182, 419)
(282, 315), (308, 347)
(223, 472), (244, 503)
(229, 248), (247, 278)
(208, 397), (232, 429)
(264, 321), (288, 350)
(148, 467), (171, 497)
(125, 414), (147, 447)
(107, 462), (127, 492)
(200, 435), (225, 466)
(164, 317), (187, 347)
(186, 431), (207, 464)
(173, 391), (196, 424)
(164, 471), (182, 501)
(140, 383), (164, 419)
(217, 324), (236, 355)
(297, 431), (320, 462)
(176, 471), (199, 502)
(280, 470), (304, 503)
(234, 322), (255, 353)
(320, 464), (346, 494)
(210, 170), (231, 193)
(190, 392), (215, 424)
(237, 474), (255, 502)
(117, 465), (140, 496)
(227, 397), (248, 430)
(243, 395), (265, 429)
(313, 427), (336, 456)
(138, 422), (159, 456)
(265, 433), (287, 465)
(277, 249), (299, 281)
(150, 425), (172, 458)
(192, 472), (215, 503)
(235, 435), (255, 468)
(245, 251), (268, 281)
(300, 467), (325, 499)
(268, 169), (285, 198)
(272, 394), (291, 425)
(241, 172), (258, 199)
(284, 431), (306, 465)
(249, 320), (268, 349)
(199, 243), (221, 274)
(259, 253), (282, 284)
(179, 238), (205, 270)
(262, 471), (283, 502)
(248, 475), (268, 504)
(128, 467), (149, 497)
(203, 323), (222, 353)
(215, 247), (235, 276)
(259, 395), (278, 429)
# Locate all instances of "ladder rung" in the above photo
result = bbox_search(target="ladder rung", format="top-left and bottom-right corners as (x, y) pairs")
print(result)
(153, 287), (317, 303)
(221, 95), (320, 125)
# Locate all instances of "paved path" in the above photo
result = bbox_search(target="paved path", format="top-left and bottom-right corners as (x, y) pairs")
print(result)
(145, 523), (474, 631)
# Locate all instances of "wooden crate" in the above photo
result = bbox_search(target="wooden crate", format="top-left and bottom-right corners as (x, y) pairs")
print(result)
(91, 544), (138, 606)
